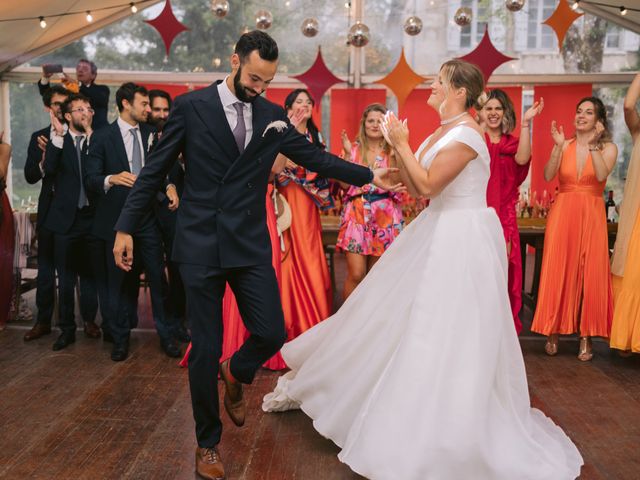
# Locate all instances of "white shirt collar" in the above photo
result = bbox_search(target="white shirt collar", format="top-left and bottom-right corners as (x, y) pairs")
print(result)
(117, 116), (139, 134)
(218, 77), (250, 109)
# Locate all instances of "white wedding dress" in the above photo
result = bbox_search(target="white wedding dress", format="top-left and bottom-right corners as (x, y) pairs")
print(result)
(262, 124), (583, 480)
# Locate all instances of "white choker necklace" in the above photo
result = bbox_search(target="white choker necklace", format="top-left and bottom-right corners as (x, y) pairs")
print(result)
(440, 111), (468, 126)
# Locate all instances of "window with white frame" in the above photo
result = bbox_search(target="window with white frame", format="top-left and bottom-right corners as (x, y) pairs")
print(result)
(605, 25), (621, 49)
(460, 0), (489, 49)
(527, 0), (557, 50)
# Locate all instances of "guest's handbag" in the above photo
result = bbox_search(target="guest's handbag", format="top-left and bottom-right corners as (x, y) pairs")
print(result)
(272, 183), (291, 254)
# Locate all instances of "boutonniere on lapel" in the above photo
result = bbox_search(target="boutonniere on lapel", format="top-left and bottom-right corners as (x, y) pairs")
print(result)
(262, 120), (289, 138)
(147, 132), (155, 152)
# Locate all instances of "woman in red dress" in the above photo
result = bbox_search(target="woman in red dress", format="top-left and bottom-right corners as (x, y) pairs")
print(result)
(0, 133), (15, 329)
(480, 90), (543, 334)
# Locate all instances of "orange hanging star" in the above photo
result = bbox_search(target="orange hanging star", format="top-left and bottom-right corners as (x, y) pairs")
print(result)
(458, 28), (517, 82)
(144, 0), (189, 56)
(292, 47), (343, 108)
(542, 0), (583, 50)
(374, 48), (426, 109)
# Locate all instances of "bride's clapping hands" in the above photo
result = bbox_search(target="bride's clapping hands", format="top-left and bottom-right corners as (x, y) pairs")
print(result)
(381, 112), (409, 149)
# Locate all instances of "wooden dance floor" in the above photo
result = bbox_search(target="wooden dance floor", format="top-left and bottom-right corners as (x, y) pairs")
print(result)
(2, 254), (640, 479)
(1, 330), (640, 479)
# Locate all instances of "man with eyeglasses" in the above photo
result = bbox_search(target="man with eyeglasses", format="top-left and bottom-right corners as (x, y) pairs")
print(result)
(39, 59), (110, 130)
(42, 93), (107, 350)
(23, 85), (69, 341)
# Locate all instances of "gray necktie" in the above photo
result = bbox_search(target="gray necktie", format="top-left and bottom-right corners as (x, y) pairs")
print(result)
(130, 128), (143, 175)
(75, 135), (87, 208)
(232, 102), (246, 154)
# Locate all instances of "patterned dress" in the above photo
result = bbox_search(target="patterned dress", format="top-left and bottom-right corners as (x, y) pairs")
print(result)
(336, 145), (404, 256)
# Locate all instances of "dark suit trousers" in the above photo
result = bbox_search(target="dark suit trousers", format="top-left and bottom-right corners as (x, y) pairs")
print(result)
(180, 263), (286, 447)
(156, 207), (185, 321)
(34, 226), (56, 326)
(53, 208), (102, 333)
(106, 218), (174, 345)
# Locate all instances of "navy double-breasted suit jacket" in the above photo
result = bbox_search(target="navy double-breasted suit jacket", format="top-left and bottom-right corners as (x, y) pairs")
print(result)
(115, 81), (373, 268)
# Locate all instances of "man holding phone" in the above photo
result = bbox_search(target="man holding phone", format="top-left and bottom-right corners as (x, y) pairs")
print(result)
(39, 59), (110, 130)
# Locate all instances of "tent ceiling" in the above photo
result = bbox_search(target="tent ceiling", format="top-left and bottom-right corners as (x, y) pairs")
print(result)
(0, 0), (638, 77)
(0, 0), (161, 75)
(580, 0), (640, 35)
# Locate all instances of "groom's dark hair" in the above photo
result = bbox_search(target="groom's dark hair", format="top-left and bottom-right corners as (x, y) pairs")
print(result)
(235, 30), (278, 64)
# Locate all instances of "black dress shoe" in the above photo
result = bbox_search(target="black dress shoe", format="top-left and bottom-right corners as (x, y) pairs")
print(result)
(52, 333), (76, 351)
(111, 342), (129, 362)
(160, 339), (182, 358)
(102, 329), (114, 343)
(174, 326), (191, 343)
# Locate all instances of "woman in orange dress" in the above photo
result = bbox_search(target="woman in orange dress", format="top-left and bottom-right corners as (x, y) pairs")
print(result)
(275, 89), (333, 338)
(610, 73), (640, 355)
(531, 97), (617, 361)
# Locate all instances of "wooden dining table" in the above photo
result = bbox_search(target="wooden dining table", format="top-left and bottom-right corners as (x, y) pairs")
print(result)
(321, 215), (618, 312)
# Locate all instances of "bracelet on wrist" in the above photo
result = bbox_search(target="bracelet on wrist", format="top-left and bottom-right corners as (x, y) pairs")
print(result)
(588, 145), (601, 152)
(521, 124), (530, 129)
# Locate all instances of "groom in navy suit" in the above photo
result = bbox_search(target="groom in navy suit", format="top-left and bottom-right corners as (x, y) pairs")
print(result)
(113, 31), (400, 479)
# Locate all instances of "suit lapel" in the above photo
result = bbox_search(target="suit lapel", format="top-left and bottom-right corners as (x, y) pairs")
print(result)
(191, 82), (239, 161)
(110, 122), (130, 172)
(243, 97), (270, 159)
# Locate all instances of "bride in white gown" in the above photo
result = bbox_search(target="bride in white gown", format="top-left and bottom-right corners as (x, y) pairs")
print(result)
(262, 60), (583, 480)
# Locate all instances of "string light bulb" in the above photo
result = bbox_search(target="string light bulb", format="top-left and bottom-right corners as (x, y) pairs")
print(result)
(86, 11), (93, 22)
(39, 16), (46, 28)
(571, 0), (580, 11)
(130, 3), (138, 13)
(620, 6), (628, 15)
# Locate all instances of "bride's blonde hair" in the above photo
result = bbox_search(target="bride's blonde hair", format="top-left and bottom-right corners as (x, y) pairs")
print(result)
(439, 60), (487, 111)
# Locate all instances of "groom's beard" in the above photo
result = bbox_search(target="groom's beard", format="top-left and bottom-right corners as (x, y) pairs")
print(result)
(233, 66), (259, 103)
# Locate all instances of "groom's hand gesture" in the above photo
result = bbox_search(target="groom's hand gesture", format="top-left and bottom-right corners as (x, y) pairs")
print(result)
(371, 168), (406, 193)
(113, 231), (134, 272)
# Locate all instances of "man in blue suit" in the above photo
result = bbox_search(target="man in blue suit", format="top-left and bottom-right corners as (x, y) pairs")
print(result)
(85, 83), (180, 362)
(23, 85), (68, 341)
(113, 31), (401, 479)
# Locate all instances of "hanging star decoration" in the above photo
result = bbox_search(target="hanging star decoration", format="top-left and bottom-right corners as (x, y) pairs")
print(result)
(144, 0), (189, 57)
(292, 47), (343, 108)
(458, 27), (517, 82)
(542, 0), (583, 51)
(374, 48), (426, 109)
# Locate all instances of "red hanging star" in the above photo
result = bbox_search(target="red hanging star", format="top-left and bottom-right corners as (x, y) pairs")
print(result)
(458, 27), (517, 83)
(144, 0), (189, 57)
(292, 48), (343, 108)
(374, 48), (426, 109)
(542, 0), (583, 51)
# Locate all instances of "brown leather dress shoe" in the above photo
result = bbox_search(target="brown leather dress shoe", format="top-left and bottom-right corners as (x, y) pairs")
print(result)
(83, 321), (102, 339)
(195, 447), (225, 480)
(219, 359), (245, 426)
(24, 323), (52, 341)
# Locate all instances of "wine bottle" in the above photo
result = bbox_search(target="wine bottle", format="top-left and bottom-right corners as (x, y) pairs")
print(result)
(606, 190), (616, 223)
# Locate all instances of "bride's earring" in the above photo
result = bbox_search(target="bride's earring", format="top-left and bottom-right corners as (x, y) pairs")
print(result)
(544, 334), (559, 356)
(577, 337), (593, 362)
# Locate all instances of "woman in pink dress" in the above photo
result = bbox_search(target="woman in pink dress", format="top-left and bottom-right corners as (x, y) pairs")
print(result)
(480, 90), (544, 334)
(336, 104), (404, 299)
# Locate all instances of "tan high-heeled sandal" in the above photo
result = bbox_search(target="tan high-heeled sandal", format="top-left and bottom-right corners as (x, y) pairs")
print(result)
(578, 337), (593, 362)
(545, 334), (559, 356)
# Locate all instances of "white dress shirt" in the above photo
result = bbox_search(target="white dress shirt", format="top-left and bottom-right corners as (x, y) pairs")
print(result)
(104, 117), (146, 191)
(217, 77), (252, 148)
